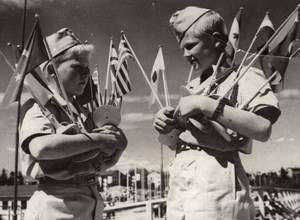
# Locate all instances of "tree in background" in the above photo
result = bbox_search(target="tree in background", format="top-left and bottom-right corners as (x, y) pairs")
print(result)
(0, 169), (8, 185)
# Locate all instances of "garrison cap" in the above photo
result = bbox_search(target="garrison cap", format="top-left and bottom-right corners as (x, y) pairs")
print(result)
(169, 6), (211, 43)
(41, 28), (82, 70)
(46, 28), (81, 58)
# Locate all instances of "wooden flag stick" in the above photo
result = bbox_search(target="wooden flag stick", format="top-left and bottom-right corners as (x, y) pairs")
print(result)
(0, 48), (15, 72)
(104, 38), (113, 105)
(187, 65), (194, 84)
(241, 71), (278, 110)
(121, 31), (164, 109)
(219, 5), (299, 101)
(38, 15), (76, 123)
(205, 52), (224, 96)
(162, 70), (170, 106)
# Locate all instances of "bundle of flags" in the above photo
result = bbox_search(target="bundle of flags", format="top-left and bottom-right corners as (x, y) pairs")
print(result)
(82, 33), (134, 111)
(0, 19), (49, 109)
(257, 9), (299, 93)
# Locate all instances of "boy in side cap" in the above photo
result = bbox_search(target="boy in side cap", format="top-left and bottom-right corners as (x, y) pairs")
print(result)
(19, 28), (127, 220)
(153, 7), (281, 220)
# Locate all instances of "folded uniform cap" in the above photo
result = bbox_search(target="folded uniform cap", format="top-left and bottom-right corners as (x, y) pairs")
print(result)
(169, 6), (211, 43)
(40, 28), (81, 70)
(46, 28), (81, 58)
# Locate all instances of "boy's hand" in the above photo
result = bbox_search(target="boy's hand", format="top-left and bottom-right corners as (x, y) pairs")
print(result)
(93, 125), (127, 156)
(154, 106), (178, 134)
(173, 95), (199, 118)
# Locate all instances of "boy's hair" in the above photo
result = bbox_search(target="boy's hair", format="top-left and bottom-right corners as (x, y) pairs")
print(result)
(52, 44), (95, 67)
(44, 44), (94, 77)
(190, 11), (228, 44)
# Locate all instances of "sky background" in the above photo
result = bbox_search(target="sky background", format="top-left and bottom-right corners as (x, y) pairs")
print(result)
(0, 0), (300, 174)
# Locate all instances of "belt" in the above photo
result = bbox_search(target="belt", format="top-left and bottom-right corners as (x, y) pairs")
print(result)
(176, 143), (202, 154)
(38, 174), (98, 186)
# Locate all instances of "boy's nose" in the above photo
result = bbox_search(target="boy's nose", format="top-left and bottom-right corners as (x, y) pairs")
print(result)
(183, 49), (191, 58)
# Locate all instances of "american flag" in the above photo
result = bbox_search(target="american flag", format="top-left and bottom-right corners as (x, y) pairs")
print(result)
(109, 43), (118, 96)
(115, 35), (133, 97)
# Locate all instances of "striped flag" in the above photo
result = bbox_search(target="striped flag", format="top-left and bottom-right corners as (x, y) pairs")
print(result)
(0, 20), (49, 108)
(148, 47), (165, 109)
(109, 43), (118, 96)
(115, 35), (133, 97)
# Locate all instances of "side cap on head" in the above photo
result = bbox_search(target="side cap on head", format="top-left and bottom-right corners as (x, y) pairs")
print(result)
(46, 28), (81, 58)
(169, 6), (211, 43)
(41, 28), (81, 70)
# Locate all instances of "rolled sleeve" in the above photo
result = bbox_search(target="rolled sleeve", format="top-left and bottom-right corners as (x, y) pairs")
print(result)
(238, 67), (281, 124)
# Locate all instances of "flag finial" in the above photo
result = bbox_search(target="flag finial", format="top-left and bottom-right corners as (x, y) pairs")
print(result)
(110, 37), (114, 40)
(35, 14), (40, 19)
(239, 7), (244, 10)
(120, 30), (124, 34)
(158, 45), (162, 48)
(7, 42), (12, 47)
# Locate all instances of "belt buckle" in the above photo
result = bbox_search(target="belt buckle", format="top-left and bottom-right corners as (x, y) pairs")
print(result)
(85, 175), (97, 185)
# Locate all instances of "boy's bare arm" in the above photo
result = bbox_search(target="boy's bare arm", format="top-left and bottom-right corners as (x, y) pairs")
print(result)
(174, 95), (272, 142)
(29, 131), (124, 160)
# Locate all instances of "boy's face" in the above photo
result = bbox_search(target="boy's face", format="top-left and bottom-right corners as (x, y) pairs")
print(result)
(180, 30), (217, 72)
(57, 57), (91, 97)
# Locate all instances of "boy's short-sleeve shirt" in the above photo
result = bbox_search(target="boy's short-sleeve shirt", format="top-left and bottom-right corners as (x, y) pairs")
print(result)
(19, 94), (101, 180)
(179, 66), (281, 153)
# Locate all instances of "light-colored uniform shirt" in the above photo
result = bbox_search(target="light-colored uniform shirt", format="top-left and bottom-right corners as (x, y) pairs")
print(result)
(19, 91), (104, 220)
(167, 66), (280, 220)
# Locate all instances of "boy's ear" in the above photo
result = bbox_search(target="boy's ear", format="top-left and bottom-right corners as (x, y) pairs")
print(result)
(47, 64), (55, 77)
(212, 32), (223, 49)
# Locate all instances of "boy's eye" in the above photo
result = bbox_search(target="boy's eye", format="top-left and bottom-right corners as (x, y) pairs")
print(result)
(184, 43), (197, 51)
(71, 65), (90, 76)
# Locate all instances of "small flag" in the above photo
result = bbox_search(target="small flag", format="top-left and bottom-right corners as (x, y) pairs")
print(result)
(115, 35), (133, 97)
(110, 43), (119, 96)
(260, 12), (298, 93)
(148, 47), (165, 109)
(256, 12), (275, 39)
(0, 20), (49, 109)
(229, 7), (243, 50)
(92, 65), (100, 86)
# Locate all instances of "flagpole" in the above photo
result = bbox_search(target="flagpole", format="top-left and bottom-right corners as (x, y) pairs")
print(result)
(88, 77), (95, 115)
(187, 66), (194, 84)
(241, 72), (278, 110)
(219, 5), (299, 100)
(21, 0), (27, 50)
(160, 144), (164, 198)
(0, 47), (15, 72)
(105, 38), (113, 105)
(12, 1), (28, 218)
(37, 15), (76, 123)
(121, 31), (164, 109)
(205, 52), (224, 96)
